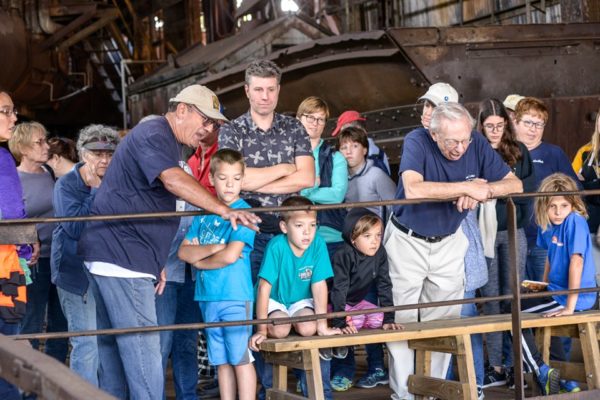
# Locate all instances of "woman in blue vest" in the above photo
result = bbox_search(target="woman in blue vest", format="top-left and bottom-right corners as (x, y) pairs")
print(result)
(298, 96), (348, 259)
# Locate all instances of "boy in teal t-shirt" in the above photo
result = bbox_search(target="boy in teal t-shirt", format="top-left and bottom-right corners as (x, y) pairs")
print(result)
(249, 195), (341, 347)
(178, 149), (256, 400)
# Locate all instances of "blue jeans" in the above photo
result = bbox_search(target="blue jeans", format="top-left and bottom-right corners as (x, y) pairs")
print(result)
(525, 245), (547, 282)
(20, 257), (68, 362)
(57, 286), (98, 386)
(88, 273), (163, 400)
(155, 266), (201, 400)
(0, 319), (20, 400)
(331, 284), (385, 380)
(446, 290), (484, 387)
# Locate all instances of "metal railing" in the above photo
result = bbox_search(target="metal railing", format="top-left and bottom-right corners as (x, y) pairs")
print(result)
(2, 189), (600, 399)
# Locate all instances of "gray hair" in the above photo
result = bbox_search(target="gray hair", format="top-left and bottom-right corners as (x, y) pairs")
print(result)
(429, 102), (475, 134)
(76, 124), (120, 159)
(245, 59), (281, 85)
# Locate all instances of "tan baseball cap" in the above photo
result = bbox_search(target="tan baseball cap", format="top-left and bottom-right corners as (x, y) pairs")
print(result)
(169, 85), (228, 121)
(503, 94), (525, 111)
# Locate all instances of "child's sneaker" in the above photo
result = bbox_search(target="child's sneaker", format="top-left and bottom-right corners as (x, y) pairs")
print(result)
(477, 386), (485, 400)
(559, 379), (581, 393)
(538, 364), (560, 395)
(332, 346), (348, 359)
(331, 376), (353, 392)
(482, 367), (506, 388)
(355, 368), (389, 388)
(319, 348), (332, 361)
(506, 367), (528, 389)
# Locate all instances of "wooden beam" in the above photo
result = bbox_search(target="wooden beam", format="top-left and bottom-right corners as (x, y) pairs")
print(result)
(38, 7), (97, 50)
(58, 9), (119, 50)
(0, 224), (37, 244)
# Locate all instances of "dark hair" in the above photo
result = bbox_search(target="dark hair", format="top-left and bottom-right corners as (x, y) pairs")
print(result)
(48, 137), (78, 163)
(210, 148), (245, 175)
(477, 98), (522, 167)
(337, 126), (369, 150)
(280, 196), (315, 222)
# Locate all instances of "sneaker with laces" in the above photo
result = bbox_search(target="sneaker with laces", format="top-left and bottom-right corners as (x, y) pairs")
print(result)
(355, 368), (389, 389)
(559, 379), (581, 393)
(538, 364), (560, 395)
(506, 367), (528, 389)
(331, 375), (353, 392)
(319, 348), (332, 361)
(332, 346), (348, 359)
(482, 367), (506, 388)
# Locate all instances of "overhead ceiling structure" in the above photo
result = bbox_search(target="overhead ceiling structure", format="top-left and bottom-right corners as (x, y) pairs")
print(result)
(128, 18), (600, 160)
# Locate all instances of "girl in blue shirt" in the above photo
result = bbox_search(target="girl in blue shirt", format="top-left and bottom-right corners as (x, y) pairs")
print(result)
(517, 173), (596, 395)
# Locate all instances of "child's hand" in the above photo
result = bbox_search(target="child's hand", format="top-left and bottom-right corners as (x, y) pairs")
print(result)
(249, 332), (267, 352)
(341, 325), (358, 335)
(383, 323), (404, 331)
(544, 308), (575, 318)
(317, 326), (342, 336)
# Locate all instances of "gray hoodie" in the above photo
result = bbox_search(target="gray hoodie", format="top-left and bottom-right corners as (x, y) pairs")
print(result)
(345, 159), (396, 221)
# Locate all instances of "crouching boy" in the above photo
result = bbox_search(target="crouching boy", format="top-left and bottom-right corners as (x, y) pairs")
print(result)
(249, 196), (341, 399)
(178, 149), (256, 400)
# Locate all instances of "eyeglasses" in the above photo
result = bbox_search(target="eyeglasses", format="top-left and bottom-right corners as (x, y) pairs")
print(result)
(443, 137), (472, 149)
(0, 107), (17, 118)
(483, 122), (505, 132)
(188, 105), (221, 131)
(302, 114), (326, 126)
(520, 119), (546, 130)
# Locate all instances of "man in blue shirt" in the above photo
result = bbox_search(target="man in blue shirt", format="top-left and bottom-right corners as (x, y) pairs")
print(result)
(78, 85), (258, 400)
(384, 99), (523, 400)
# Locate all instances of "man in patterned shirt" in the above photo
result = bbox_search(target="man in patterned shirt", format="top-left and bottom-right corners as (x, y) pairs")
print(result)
(219, 59), (315, 282)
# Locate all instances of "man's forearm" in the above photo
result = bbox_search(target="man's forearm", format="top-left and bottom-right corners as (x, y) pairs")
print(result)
(255, 170), (315, 194)
(489, 175), (523, 197)
(161, 168), (228, 216)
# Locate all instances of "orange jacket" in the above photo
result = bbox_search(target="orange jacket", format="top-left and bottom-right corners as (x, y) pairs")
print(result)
(0, 244), (27, 323)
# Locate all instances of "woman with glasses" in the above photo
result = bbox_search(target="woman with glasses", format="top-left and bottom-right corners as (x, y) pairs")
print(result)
(0, 90), (31, 400)
(8, 122), (69, 366)
(513, 98), (581, 282)
(51, 125), (120, 385)
(297, 97), (348, 259)
(477, 98), (536, 389)
(46, 137), (78, 179)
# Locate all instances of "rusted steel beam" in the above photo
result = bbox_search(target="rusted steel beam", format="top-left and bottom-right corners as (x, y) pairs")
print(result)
(36, 6), (98, 51)
(0, 334), (115, 399)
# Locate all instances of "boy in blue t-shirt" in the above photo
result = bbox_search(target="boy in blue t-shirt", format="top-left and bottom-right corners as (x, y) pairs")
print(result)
(178, 149), (256, 400)
(249, 196), (341, 350)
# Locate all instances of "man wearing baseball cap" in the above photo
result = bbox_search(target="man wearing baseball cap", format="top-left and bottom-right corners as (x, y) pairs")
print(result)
(384, 85), (522, 400)
(331, 110), (391, 175)
(78, 84), (259, 399)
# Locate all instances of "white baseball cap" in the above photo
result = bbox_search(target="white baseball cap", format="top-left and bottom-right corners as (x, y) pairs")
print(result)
(169, 85), (228, 121)
(418, 83), (459, 106)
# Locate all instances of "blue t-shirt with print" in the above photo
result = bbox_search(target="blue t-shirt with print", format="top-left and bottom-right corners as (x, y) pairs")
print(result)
(257, 234), (333, 307)
(525, 142), (582, 244)
(185, 199), (255, 302)
(79, 117), (181, 278)
(537, 212), (597, 311)
(393, 127), (511, 237)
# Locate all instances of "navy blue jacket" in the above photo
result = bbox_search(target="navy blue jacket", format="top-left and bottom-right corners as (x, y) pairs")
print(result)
(51, 163), (95, 295)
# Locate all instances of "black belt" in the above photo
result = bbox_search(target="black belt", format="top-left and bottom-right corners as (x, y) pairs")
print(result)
(391, 217), (450, 244)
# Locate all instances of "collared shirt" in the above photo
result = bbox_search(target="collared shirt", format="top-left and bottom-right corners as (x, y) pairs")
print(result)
(219, 111), (313, 207)
(187, 142), (218, 196)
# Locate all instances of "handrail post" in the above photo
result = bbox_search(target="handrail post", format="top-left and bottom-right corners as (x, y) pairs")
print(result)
(508, 197), (524, 399)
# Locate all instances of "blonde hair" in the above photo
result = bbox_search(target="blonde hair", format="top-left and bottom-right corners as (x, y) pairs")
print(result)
(583, 108), (600, 169)
(534, 173), (587, 230)
(8, 121), (47, 163)
(351, 214), (382, 241)
(296, 96), (330, 119)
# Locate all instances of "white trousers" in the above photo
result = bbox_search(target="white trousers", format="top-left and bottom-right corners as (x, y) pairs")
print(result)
(383, 223), (468, 400)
